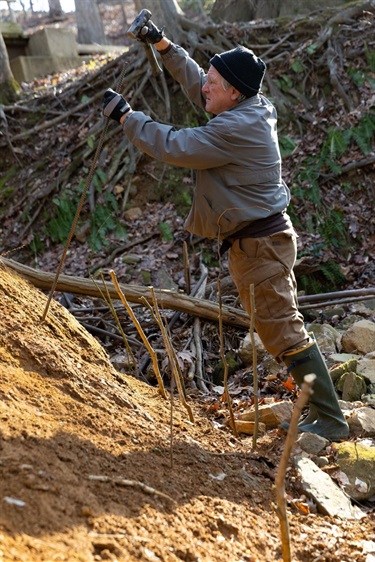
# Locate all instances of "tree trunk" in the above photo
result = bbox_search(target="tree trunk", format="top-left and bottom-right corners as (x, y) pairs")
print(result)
(256, 0), (282, 19)
(75, 0), (106, 45)
(210, 0), (281, 22)
(210, 0), (256, 23)
(134, 0), (184, 43)
(119, 0), (128, 26)
(7, 1), (16, 23)
(48, 0), (63, 18)
(134, 0), (184, 17)
(2, 258), (251, 329)
(0, 32), (19, 104)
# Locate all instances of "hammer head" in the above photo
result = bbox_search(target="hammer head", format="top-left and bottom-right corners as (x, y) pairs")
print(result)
(127, 9), (152, 39)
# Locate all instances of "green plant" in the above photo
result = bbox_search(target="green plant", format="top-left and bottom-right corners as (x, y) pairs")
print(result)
(366, 49), (375, 72)
(0, 167), (18, 213)
(298, 259), (346, 294)
(279, 135), (297, 158)
(291, 110), (375, 250)
(306, 42), (318, 55)
(202, 247), (219, 268)
(347, 49), (375, 88)
(352, 111), (375, 154)
(29, 232), (44, 255)
(158, 222), (174, 242)
(318, 208), (349, 250)
(295, 157), (321, 204)
(275, 75), (294, 93)
(291, 59), (304, 73)
(46, 168), (127, 251)
(89, 168), (127, 251)
(174, 188), (192, 216)
(0, 165), (17, 189)
(47, 191), (79, 243)
(347, 67), (369, 88)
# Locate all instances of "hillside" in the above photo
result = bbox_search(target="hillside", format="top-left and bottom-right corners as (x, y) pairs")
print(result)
(0, 1), (374, 296)
(0, 3), (374, 560)
(0, 258), (374, 562)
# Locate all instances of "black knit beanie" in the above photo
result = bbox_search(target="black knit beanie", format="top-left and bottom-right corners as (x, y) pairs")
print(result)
(210, 46), (266, 98)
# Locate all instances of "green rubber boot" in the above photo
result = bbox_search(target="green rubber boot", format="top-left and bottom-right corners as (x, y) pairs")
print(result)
(282, 341), (349, 441)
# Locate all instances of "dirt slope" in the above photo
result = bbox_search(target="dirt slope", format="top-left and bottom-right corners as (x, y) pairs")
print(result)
(0, 261), (373, 562)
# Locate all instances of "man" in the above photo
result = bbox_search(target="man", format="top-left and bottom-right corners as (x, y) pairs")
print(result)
(102, 21), (349, 441)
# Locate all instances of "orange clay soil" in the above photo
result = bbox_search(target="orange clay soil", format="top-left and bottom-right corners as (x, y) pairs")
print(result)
(0, 261), (373, 562)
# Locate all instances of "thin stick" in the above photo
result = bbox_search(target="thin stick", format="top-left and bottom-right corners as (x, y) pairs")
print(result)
(139, 295), (177, 467)
(42, 63), (128, 321)
(192, 267), (209, 393)
(109, 270), (167, 399)
(41, 116), (111, 321)
(170, 371), (175, 469)
(193, 316), (209, 393)
(215, 220), (237, 436)
(97, 271), (137, 377)
(87, 474), (176, 503)
(250, 284), (259, 449)
(275, 374), (315, 562)
(150, 286), (194, 424)
(218, 276), (238, 438)
(183, 240), (191, 295)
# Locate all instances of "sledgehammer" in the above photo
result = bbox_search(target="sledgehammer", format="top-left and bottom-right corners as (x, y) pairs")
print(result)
(127, 9), (163, 76)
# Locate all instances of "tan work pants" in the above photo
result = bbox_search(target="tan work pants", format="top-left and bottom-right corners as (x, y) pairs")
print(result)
(228, 228), (309, 361)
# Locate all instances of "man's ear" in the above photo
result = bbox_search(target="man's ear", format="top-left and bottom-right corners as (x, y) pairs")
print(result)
(230, 88), (241, 101)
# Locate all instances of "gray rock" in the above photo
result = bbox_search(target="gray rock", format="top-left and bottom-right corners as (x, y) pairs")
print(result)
(237, 400), (293, 428)
(362, 394), (375, 406)
(330, 358), (358, 383)
(330, 353), (362, 363)
(347, 407), (375, 437)
(313, 456), (330, 468)
(122, 254), (142, 265)
(321, 307), (346, 320)
(333, 441), (375, 501)
(153, 266), (178, 290)
(340, 315), (371, 330)
(339, 399), (363, 411)
(294, 456), (363, 519)
(341, 319), (375, 355)
(123, 206), (142, 221)
(306, 323), (341, 354)
(239, 332), (269, 365)
(337, 371), (367, 402)
(357, 358), (375, 384)
(297, 432), (329, 455)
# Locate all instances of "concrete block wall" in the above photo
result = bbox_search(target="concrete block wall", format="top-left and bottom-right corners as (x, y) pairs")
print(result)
(4, 25), (83, 83)
(26, 27), (78, 58)
(10, 55), (83, 83)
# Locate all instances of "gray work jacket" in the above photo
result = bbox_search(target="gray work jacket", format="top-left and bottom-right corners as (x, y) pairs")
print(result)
(123, 44), (290, 239)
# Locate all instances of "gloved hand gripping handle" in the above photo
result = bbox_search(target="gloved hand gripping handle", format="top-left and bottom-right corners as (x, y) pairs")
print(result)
(127, 9), (163, 76)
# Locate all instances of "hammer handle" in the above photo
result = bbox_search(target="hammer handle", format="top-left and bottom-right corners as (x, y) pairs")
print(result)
(143, 42), (163, 76)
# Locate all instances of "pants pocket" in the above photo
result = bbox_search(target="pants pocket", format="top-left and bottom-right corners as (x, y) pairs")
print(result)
(257, 273), (297, 319)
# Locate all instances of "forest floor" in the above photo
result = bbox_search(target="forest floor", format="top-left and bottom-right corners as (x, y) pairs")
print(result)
(1, 3), (375, 561)
(1, 258), (374, 562)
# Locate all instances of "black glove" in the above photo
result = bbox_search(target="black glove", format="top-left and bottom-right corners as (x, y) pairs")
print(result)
(103, 89), (131, 123)
(139, 20), (164, 44)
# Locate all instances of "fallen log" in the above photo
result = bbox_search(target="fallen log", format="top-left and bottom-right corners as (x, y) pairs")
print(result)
(2, 259), (374, 327)
(298, 288), (375, 304)
(1, 258), (250, 329)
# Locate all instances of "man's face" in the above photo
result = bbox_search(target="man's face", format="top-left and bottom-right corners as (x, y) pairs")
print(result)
(201, 66), (239, 115)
